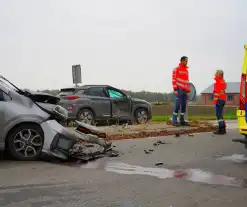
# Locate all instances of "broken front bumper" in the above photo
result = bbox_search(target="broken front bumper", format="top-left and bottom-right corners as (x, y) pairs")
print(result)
(41, 120), (78, 160)
(41, 120), (112, 160)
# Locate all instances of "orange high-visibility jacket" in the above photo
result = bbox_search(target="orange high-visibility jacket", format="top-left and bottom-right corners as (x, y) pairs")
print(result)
(213, 77), (227, 104)
(172, 63), (190, 93)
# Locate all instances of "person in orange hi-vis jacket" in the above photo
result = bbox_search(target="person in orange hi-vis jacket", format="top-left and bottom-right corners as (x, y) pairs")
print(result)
(213, 70), (227, 134)
(172, 56), (190, 126)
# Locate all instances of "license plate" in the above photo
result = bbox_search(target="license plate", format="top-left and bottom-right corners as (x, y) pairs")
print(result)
(237, 110), (245, 117)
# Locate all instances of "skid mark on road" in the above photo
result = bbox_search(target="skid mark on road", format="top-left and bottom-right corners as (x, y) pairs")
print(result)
(80, 161), (247, 188)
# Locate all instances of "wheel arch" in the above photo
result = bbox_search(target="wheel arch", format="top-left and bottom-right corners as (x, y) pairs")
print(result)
(134, 106), (149, 116)
(5, 121), (44, 148)
(133, 106), (151, 124)
(78, 106), (96, 116)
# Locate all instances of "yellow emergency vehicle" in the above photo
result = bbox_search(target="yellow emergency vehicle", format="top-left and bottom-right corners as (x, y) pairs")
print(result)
(233, 44), (247, 147)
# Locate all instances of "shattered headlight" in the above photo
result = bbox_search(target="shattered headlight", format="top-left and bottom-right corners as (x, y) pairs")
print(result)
(52, 105), (68, 120)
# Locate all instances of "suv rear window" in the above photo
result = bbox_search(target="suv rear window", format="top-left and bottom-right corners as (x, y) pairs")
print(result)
(58, 88), (76, 96)
(85, 87), (106, 97)
(75, 89), (85, 95)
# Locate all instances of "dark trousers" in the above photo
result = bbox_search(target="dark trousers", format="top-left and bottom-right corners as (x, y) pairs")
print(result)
(215, 99), (226, 128)
(172, 89), (188, 122)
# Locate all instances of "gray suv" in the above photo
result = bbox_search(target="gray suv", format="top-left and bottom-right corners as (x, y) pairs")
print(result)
(57, 85), (152, 125)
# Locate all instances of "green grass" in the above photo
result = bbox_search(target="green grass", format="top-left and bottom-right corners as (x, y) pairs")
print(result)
(152, 115), (237, 121)
(152, 101), (173, 105)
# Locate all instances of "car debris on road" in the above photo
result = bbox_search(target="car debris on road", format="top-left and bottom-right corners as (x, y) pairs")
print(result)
(144, 149), (154, 154)
(153, 140), (168, 146)
(69, 143), (119, 161)
(155, 162), (164, 166)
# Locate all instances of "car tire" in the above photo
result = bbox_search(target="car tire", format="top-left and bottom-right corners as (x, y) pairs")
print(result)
(245, 135), (247, 149)
(77, 108), (95, 125)
(135, 108), (148, 124)
(7, 123), (44, 161)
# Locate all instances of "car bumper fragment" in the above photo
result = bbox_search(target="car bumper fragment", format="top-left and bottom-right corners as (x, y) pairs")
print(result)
(42, 120), (114, 161)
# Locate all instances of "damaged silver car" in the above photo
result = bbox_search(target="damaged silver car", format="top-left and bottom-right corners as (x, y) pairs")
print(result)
(0, 76), (112, 161)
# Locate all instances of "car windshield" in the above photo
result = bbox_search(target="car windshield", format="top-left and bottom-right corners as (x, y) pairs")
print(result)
(0, 75), (18, 93)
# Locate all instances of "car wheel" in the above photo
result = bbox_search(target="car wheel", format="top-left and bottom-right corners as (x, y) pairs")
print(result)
(77, 109), (95, 125)
(245, 135), (247, 149)
(135, 108), (148, 124)
(7, 124), (44, 161)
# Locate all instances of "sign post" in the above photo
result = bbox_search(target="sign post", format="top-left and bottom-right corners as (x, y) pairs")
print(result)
(185, 101), (189, 121)
(72, 65), (82, 87)
(185, 83), (196, 122)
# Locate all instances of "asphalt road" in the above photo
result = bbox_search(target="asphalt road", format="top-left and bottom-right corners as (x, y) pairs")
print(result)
(1, 129), (247, 207)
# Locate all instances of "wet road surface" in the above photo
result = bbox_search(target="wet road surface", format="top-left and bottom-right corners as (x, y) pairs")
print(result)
(1, 129), (247, 206)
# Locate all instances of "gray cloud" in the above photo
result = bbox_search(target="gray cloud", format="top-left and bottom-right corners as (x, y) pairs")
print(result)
(0, 0), (246, 92)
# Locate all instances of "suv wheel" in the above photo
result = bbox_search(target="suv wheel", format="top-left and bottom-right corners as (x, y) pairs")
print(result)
(135, 108), (148, 124)
(7, 124), (44, 161)
(77, 109), (95, 125)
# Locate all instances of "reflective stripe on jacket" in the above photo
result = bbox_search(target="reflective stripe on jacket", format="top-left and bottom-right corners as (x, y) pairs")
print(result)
(172, 63), (190, 92)
(213, 77), (227, 104)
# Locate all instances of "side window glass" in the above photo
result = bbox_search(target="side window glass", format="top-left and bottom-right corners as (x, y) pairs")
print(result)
(87, 88), (106, 97)
(107, 89), (125, 99)
(0, 90), (11, 101)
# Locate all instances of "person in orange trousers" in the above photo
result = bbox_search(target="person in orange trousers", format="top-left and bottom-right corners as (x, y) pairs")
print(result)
(213, 70), (227, 134)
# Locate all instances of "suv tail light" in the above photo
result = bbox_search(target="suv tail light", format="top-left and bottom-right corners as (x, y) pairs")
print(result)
(240, 73), (246, 110)
(65, 95), (79, 100)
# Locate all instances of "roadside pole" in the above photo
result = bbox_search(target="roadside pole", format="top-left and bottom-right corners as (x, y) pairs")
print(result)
(185, 100), (189, 121)
(185, 83), (196, 122)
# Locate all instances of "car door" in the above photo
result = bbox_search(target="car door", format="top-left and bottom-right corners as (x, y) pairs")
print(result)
(85, 87), (111, 119)
(105, 87), (132, 119)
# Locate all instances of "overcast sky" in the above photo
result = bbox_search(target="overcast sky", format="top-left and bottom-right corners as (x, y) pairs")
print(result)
(0, 0), (246, 93)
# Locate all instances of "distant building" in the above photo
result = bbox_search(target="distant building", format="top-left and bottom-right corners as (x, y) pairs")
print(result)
(201, 82), (240, 106)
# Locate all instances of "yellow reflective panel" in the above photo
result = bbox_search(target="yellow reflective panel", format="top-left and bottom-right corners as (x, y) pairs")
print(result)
(242, 44), (247, 74)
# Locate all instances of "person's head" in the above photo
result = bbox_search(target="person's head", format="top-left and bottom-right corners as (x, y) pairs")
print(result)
(215, 69), (224, 78)
(180, 56), (188, 66)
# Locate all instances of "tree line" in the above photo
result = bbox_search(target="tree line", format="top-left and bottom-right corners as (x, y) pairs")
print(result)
(37, 89), (201, 104)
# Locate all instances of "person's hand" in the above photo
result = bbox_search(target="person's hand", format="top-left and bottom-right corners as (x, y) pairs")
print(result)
(174, 91), (178, 95)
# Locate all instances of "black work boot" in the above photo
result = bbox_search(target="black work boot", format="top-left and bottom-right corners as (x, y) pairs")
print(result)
(221, 126), (227, 134)
(180, 121), (190, 126)
(172, 122), (180, 127)
(213, 126), (226, 135)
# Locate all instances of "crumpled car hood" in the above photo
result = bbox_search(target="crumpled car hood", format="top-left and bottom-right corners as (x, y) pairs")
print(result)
(29, 92), (68, 120)
(29, 91), (60, 105)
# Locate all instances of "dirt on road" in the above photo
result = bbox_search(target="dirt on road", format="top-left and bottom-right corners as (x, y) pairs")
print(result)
(94, 121), (216, 140)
